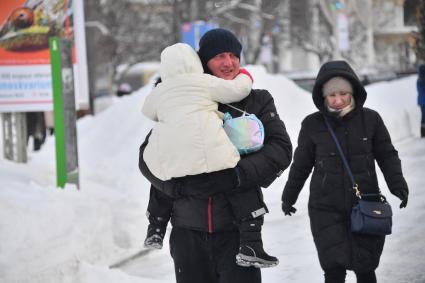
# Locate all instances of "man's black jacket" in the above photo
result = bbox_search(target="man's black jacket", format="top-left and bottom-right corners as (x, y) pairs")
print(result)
(139, 89), (292, 232)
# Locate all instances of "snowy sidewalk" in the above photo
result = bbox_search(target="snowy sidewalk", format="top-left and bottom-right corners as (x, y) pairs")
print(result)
(0, 69), (423, 283)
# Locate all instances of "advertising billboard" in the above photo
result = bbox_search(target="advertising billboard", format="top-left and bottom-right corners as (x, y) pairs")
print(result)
(0, 0), (89, 112)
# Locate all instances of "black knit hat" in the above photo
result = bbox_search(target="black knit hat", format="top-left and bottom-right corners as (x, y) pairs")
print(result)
(198, 28), (242, 71)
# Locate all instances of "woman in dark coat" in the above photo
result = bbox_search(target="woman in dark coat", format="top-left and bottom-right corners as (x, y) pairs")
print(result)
(281, 60), (409, 283)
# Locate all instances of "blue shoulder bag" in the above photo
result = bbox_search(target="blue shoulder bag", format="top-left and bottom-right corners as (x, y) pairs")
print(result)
(324, 116), (392, 236)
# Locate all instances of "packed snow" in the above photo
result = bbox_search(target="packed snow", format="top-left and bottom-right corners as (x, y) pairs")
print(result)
(0, 66), (424, 283)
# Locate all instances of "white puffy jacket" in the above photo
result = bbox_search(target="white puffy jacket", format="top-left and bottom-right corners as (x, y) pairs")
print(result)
(142, 43), (252, 181)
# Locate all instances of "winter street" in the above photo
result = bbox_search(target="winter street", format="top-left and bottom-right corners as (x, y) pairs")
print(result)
(0, 66), (424, 282)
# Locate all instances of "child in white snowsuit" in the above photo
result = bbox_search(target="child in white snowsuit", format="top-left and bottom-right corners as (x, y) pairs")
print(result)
(142, 43), (251, 180)
(141, 43), (278, 268)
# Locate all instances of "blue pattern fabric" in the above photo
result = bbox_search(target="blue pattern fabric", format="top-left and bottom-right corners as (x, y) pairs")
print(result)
(223, 112), (265, 155)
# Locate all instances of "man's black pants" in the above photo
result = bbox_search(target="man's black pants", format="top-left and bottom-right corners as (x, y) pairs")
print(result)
(324, 267), (377, 283)
(169, 227), (261, 283)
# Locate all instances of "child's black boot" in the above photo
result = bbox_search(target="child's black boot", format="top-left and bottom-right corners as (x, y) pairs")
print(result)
(236, 217), (279, 268)
(144, 213), (168, 249)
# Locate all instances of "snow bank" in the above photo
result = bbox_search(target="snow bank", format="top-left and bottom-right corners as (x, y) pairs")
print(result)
(0, 66), (422, 282)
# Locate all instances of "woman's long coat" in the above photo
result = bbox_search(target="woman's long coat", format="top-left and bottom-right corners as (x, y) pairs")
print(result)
(282, 61), (408, 272)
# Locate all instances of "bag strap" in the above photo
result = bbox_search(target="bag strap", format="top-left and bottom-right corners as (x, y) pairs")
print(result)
(224, 103), (248, 116)
(323, 116), (362, 199)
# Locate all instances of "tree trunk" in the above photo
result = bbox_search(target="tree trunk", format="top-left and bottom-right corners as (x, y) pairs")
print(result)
(245, 0), (262, 64)
(274, 0), (291, 72)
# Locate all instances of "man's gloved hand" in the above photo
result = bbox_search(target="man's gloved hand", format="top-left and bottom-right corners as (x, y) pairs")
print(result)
(281, 202), (297, 216)
(393, 189), (408, 208)
(239, 68), (254, 82)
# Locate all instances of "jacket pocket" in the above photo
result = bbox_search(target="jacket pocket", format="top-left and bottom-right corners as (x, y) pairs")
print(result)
(321, 155), (343, 174)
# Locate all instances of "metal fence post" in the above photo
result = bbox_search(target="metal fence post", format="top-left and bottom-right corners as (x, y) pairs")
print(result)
(2, 113), (12, 160)
(1, 112), (27, 163)
(14, 112), (27, 163)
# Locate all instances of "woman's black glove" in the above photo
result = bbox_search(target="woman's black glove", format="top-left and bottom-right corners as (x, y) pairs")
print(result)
(393, 189), (408, 208)
(281, 202), (297, 216)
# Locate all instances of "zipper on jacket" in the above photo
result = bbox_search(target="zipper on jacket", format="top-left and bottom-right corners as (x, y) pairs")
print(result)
(208, 197), (213, 233)
(344, 125), (354, 269)
(321, 172), (327, 189)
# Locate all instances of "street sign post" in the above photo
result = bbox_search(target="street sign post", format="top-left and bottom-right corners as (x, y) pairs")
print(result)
(49, 37), (79, 189)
